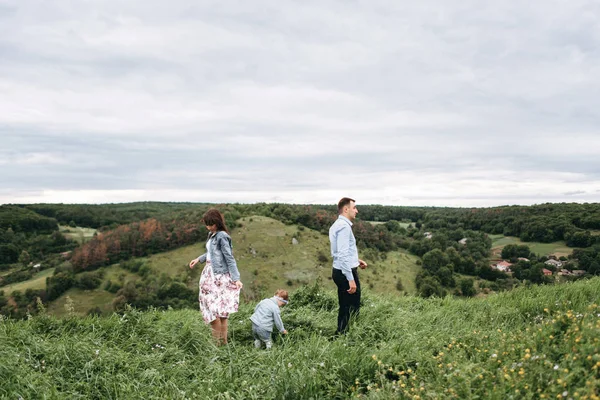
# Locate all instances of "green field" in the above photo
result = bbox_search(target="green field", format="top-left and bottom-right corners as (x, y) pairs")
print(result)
(1, 268), (55, 293)
(2, 277), (598, 399)
(102, 265), (140, 285)
(46, 288), (116, 317)
(367, 220), (412, 229)
(490, 234), (574, 258)
(59, 225), (98, 244)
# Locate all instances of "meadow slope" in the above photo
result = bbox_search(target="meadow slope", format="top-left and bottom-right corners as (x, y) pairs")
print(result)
(1, 278), (599, 399)
(48, 216), (421, 316)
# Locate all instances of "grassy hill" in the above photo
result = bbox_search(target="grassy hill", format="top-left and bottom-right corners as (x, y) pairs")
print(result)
(7, 216), (592, 319)
(47, 216), (421, 316)
(1, 278), (599, 399)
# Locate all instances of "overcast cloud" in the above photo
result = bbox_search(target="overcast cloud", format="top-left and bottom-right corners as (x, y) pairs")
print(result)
(1, 0), (600, 207)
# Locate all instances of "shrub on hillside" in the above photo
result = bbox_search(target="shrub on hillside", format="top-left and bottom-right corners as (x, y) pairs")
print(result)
(157, 282), (194, 301)
(395, 278), (404, 292)
(316, 251), (329, 263)
(46, 272), (75, 301)
(121, 259), (144, 273)
(75, 271), (104, 290)
(289, 279), (336, 312)
(86, 306), (102, 316)
(416, 273), (446, 298)
(459, 278), (476, 297)
(104, 280), (122, 293)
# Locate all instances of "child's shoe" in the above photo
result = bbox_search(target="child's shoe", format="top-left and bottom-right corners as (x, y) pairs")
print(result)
(265, 340), (272, 350)
(254, 339), (262, 349)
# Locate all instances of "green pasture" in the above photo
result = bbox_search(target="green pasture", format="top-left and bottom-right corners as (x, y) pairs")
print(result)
(1, 268), (55, 293)
(59, 225), (98, 244)
(490, 234), (574, 258)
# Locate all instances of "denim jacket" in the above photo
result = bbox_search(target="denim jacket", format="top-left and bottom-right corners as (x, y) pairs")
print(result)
(197, 231), (241, 282)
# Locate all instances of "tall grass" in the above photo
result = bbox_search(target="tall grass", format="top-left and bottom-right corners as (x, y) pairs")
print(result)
(1, 278), (599, 399)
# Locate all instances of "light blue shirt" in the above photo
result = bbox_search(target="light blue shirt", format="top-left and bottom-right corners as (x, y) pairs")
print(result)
(250, 297), (285, 333)
(329, 215), (359, 281)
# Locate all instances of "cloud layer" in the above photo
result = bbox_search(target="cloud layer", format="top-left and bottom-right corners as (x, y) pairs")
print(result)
(2, 0), (600, 206)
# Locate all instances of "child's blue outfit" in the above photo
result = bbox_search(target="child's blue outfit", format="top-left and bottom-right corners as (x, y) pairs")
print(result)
(250, 296), (287, 349)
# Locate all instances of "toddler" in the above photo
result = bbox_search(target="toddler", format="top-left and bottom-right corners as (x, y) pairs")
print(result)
(250, 289), (289, 349)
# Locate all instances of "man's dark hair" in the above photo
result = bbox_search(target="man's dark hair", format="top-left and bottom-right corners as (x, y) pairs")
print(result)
(337, 197), (355, 213)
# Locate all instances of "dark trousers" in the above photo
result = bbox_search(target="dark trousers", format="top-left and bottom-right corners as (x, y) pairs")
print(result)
(332, 267), (361, 334)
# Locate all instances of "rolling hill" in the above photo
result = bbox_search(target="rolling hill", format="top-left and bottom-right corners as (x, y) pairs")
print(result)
(45, 216), (422, 316)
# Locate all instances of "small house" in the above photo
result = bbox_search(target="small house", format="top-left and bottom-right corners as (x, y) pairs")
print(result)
(494, 261), (513, 272)
(544, 259), (562, 268)
(558, 269), (572, 276)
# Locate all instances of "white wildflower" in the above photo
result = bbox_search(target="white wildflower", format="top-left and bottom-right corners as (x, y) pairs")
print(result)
(554, 365), (559, 370)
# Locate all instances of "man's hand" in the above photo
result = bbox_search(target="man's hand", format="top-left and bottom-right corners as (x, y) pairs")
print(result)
(347, 279), (357, 294)
(358, 259), (368, 269)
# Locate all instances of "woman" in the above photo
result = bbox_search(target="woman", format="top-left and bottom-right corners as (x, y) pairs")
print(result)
(189, 209), (243, 345)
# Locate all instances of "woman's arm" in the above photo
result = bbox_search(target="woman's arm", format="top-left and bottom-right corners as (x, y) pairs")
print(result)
(219, 236), (241, 283)
(189, 253), (206, 269)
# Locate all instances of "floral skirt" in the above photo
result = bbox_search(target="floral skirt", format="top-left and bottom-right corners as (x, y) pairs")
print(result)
(199, 262), (240, 324)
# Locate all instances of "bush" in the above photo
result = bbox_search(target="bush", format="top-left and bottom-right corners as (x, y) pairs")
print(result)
(121, 259), (144, 273)
(417, 276), (446, 298)
(317, 251), (329, 264)
(46, 272), (75, 301)
(75, 271), (104, 290)
(395, 278), (404, 292)
(86, 307), (102, 316)
(104, 280), (122, 294)
(289, 279), (336, 312)
(460, 278), (477, 297)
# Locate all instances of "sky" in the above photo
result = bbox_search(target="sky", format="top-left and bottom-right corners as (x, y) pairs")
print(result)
(1, 0), (600, 207)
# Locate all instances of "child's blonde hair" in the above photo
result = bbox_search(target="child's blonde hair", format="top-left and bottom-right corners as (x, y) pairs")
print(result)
(274, 289), (289, 301)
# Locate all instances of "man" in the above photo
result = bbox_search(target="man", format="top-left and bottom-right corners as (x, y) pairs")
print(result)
(329, 197), (368, 334)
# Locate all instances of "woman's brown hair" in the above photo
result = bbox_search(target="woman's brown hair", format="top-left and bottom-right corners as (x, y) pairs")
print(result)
(202, 208), (229, 233)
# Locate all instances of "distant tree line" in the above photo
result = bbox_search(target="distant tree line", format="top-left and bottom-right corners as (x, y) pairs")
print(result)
(0, 206), (58, 233)
(422, 203), (600, 247)
(18, 202), (204, 230)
